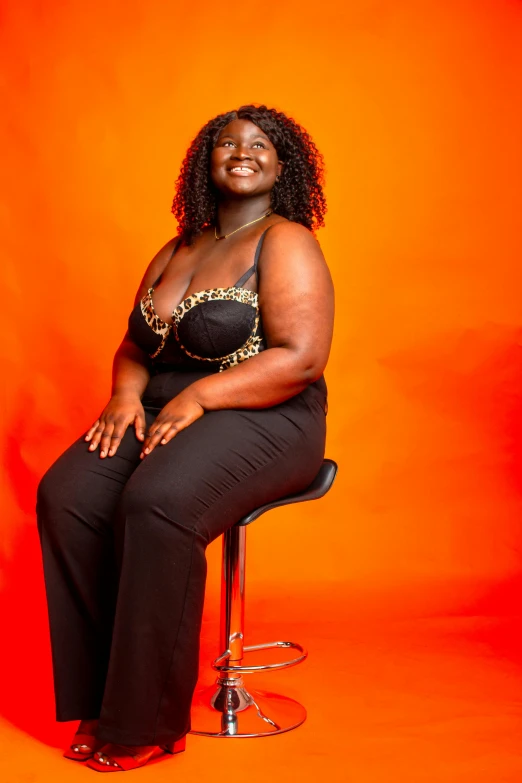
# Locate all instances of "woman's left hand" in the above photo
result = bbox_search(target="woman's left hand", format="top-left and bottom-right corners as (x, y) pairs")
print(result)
(140, 392), (204, 458)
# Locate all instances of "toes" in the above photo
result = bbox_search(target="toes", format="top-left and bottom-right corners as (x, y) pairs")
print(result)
(94, 752), (120, 768)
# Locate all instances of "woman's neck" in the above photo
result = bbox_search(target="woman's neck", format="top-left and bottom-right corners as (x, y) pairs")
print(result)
(215, 196), (272, 236)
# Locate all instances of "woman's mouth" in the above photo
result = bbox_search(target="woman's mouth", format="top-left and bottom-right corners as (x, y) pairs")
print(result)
(227, 166), (257, 176)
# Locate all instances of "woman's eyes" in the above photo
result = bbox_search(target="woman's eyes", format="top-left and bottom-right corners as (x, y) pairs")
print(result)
(222, 141), (267, 149)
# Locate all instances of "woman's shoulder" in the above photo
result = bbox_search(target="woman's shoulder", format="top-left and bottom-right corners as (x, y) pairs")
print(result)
(263, 218), (322, 252)
(133, 235), (182, 304)
(150, 234), (183, 272)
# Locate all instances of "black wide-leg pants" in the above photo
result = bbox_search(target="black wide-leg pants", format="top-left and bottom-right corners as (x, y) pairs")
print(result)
(36, 370), (327, 746)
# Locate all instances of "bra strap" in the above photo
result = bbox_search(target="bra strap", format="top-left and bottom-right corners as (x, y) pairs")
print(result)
(253, 227), (270, 276)
(233, 264), (255, 288)
(232, 226), (272, 288)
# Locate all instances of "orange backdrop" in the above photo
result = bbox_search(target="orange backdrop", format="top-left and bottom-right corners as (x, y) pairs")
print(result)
(1, 1), (522, 781)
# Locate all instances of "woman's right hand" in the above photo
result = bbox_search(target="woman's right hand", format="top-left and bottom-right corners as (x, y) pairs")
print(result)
(85, 393), (146, 458)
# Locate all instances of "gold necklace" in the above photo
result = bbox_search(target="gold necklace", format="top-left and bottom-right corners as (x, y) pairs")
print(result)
(214, 210), (272, 240)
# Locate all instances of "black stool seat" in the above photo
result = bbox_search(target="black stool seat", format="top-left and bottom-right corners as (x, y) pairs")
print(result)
(238, 458), (338, 526)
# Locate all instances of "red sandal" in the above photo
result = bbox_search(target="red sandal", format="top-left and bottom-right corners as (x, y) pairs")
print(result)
(63, 730), (102, 761)
(85, 736), (186, 773)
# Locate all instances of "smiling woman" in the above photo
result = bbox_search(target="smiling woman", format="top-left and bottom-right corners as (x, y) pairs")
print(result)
(36, 104), (334, 773)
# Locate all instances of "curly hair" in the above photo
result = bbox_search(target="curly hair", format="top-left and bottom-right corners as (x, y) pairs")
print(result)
(171, 104), (326, 245)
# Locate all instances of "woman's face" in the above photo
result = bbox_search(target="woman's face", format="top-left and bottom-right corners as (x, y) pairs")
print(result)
(210, 118), (283, 200)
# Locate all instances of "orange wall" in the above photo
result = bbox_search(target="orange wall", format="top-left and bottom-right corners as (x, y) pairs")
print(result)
(1, 0), (522, 720)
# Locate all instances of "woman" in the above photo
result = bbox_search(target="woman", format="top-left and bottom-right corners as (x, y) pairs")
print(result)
(37, 103), (334, 773)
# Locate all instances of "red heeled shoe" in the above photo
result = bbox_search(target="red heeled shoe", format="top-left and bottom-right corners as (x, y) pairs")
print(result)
(63, 730), (101, 761)
(85, 736), (186, 773)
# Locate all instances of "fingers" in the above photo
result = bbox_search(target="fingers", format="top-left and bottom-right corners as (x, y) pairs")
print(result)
(87, 420), (106, 452)
(134, 411), (146, 442)
(141, 420), (174, 458)
(159, 426), (179, 446)
(85, 420), (100, 442)
(107, 423), (128, 457)
(86, 401), (147, 458)
(87, 418), (131, 458)
(98, 421), (115, 458)
(140, 400), (204, 458)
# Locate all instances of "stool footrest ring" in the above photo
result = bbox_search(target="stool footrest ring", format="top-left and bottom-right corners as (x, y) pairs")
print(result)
(212, 641), (307, 673)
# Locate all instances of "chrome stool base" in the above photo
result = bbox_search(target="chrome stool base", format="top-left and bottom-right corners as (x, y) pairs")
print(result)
(190, 678), (306, 737)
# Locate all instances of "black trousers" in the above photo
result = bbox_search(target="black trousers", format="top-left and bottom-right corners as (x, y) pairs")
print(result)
(36, 370), (327, 746)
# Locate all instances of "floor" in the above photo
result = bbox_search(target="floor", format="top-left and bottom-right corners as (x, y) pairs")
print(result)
(3, 586), (522, 783)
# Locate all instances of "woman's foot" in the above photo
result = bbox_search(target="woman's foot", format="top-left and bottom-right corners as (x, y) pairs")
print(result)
(87, 736), (186, 772)
(93, 744), (158, 770)
(63, 718), (100, 761)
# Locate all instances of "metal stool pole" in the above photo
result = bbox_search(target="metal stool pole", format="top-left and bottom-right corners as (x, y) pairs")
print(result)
(205, 526), (254, 735)
(190, 459), (338, 738)
(219, 525), (246, 677)
(190, 525), (307, 737)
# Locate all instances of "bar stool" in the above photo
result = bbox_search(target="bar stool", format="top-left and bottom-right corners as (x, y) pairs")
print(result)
(190, 458), (338, 738)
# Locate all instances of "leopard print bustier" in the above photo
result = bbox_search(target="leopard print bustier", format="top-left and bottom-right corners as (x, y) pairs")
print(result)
(139, 285), (264, 371)
(128, 230), (269, 372)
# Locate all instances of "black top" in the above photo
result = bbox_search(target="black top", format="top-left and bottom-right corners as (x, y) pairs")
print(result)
(128, 228), (270, 374)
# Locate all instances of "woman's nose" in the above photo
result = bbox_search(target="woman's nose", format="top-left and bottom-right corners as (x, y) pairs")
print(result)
(231, 146), (252, 160)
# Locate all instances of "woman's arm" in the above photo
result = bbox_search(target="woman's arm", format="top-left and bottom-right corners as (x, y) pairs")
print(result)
(133, 236), (181, 305)
(193, 221), (333, 408)
(141, 222), (334, 455)
(85, 333), (151, 458)
(86, 237), (180, 457)
(110, 333), (151, 398)
(112, 234), (181, 397)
